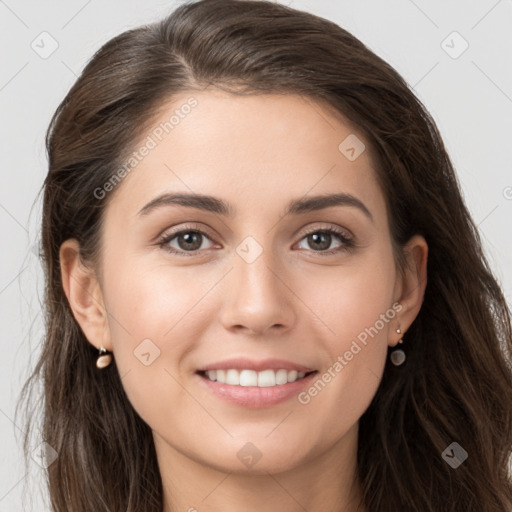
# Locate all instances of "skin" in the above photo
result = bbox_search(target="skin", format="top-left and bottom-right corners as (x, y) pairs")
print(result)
(60, 89), (428, 512)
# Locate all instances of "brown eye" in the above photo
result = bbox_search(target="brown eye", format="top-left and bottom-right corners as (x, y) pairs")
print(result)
(158, 226), (215, 256)
(304, 231), (335, 251)
(296, 227), (354, 255)
(174, 231), (204, 251)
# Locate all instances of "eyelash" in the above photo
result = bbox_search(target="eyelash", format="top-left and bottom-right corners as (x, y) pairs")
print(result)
(157, 223), (355, 257)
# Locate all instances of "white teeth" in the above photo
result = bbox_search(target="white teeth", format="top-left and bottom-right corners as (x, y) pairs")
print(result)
(203, 368), (311, 386)
(239, 370), (257, 386)
(258, 369), (275, 387)
(275, 369), (288, 385)
(225, 369), (239, 385)
(288, 370), (298, 382)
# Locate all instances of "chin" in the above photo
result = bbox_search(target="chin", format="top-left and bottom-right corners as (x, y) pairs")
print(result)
(196, 437), (311, 476)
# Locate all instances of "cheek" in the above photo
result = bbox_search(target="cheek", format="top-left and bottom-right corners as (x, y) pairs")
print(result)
(105, 259), (213, 343)
(101, 266), (209, 430)
(294, 252), (396, 416)
(100, 261), (202, 369)
(300, 250), (396, 346)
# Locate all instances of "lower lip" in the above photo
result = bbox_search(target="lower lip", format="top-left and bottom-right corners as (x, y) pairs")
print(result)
(196, 371), (318, 408)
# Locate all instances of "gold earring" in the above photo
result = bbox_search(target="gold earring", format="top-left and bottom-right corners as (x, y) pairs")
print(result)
(96, 346), (112, 369)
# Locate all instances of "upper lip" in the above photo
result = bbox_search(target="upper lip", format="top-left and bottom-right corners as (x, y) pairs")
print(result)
(198, 357), (316, 373)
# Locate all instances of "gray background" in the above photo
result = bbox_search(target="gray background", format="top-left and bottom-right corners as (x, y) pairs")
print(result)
(1, 0), (511, 510)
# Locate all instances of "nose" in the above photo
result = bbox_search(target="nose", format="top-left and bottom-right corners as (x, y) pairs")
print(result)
(219, 247), (296, 336)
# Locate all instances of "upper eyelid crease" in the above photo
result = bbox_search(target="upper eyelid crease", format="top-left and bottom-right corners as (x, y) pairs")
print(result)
(160, 221), (352, 243)
(158, 225), (353, 256)
(137, 192), (373, 223)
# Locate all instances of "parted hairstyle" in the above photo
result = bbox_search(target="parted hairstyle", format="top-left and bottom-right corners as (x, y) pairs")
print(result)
(16, 0), (512, 511)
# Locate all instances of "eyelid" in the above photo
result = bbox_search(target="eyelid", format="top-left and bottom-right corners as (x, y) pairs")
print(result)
(159, 222), (216, 241)
(293, 223), (355, 256)
(297, 222), (353, 240)
(157, 222), (355, 256)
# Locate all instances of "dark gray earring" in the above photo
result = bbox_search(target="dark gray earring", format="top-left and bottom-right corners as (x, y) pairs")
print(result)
(390, 327), (406, 366)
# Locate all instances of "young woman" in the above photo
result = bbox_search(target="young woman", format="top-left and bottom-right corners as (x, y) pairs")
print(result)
(17, 0), (512, 511)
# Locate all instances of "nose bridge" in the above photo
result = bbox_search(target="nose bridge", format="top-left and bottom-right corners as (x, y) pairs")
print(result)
(219, 236), (295, 334)
(237, 244), (280, 297)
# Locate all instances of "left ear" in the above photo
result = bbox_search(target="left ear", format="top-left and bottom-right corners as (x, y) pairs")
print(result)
(391, 234), (428, 346)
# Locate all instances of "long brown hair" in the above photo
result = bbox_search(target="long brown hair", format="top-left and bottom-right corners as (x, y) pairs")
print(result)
(16, 1), (512, 510)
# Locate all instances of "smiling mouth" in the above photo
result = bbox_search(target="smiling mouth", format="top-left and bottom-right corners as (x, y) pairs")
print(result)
(196, 369), (318, 387)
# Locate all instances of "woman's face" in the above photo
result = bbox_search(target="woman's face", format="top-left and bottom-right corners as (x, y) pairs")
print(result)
(68, 89), (426, 476)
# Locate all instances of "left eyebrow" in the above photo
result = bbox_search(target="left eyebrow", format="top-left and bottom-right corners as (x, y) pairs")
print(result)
(137, 192), (373, 223)
(286, 193), (373, 223)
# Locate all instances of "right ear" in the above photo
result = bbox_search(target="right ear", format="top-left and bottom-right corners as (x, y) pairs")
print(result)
(59, 239), (112, 351)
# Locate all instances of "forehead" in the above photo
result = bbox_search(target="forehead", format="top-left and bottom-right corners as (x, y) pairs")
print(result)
(105, 89), (386, 224)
